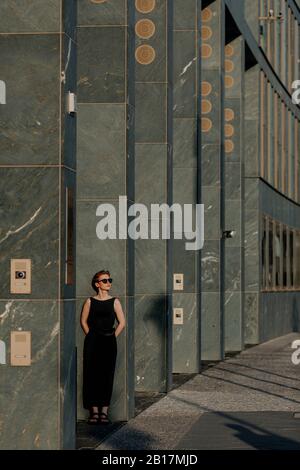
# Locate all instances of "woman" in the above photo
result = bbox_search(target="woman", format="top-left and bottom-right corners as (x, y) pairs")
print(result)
(80, 270), (126, 424)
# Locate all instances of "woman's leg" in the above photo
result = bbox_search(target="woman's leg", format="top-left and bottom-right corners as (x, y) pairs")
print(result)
(83, 332), (102, 414)
(99, 335), (117, 422)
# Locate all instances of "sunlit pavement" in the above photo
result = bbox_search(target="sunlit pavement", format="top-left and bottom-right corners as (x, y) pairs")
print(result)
(96, 333), (300, 450)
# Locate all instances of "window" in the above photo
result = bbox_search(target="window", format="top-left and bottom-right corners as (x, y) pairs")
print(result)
(288, 111), (295, 200)
(295, 231), (300, 289)
(262, 215), (267, 289)
(290, 229), (294, 288)
(274, 93), (279, 189)
(277, 96), (282, 192)
(280, 0), (286, 83)
(269, 87), (274, 186)
(267, 81), (272, 183)
(262, 216), (300, 291)
(295, 119), (299, 204)
(264, 77), (268, 180)
(282, 225), (288, 288)
(281, 104), (287, 194)
(259, 0), (267, 49)
(275, 221), (281, 288)
(274, 0), (281, 74)
(268, 217), (274, 289)
(260, 71), (265, 178)
(65, 187), (74, 285)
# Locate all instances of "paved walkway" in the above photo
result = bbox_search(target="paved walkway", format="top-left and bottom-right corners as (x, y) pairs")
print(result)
(96, 333), (300, 450)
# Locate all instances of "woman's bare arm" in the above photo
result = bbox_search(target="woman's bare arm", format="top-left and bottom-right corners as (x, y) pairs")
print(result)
(114, 298), (126, 338)
(80, 298), (91, 335)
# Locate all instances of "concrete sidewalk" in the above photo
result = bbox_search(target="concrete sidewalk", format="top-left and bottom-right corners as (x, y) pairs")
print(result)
(96, 333), (300, 450)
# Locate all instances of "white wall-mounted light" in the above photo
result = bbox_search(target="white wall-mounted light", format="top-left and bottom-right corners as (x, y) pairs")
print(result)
(66, 91), (77, 115)
(0, 80), (6, 104)
(0, 340), (6, 365)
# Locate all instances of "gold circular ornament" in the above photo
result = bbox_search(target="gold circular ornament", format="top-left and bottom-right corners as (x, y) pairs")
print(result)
(225, 75), (234, 88)
(135, 0), (156, 13)
(225, 44), (234, 57)
(202, 100), (212, 114)
(202, 81), (212, 96)
(225, 139), (234, 153)
(225, 59), (234, 73)
(201, 26), (212, 41)
(202, 7), (213, 22)
(201, 43), (213, 58)
(225, 108), (235, 122)
(225, 124), (234, 137)
(135, 45), (156, 64)
(135, 19), (156, 39)
(202, 117), (213, 132)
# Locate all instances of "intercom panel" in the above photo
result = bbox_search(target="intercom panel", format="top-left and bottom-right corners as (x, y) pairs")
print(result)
(10, 259), (31, 294)
(11, 331), (31, 366)
(173, 308), (184, 325)
(173, 273), (184, 291)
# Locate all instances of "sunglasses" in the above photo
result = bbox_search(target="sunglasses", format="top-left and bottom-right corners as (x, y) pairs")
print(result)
(97, 278), (113, 284)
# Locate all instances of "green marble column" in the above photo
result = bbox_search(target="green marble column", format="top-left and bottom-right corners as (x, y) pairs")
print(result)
(224, 37), (245, 353)
(76, 0), (134, 421)
(0, 0), (77, 449)
(200, 0), (225, 361)
(134, 0), (170, 392)
(244, 64), (260, 345)
(172, 0), (200, 373)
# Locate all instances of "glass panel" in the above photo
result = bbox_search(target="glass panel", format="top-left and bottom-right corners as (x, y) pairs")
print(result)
(282, 105), (288, 194)
(267, 81), (271, 183)
(267, 0), (271, 60)
(265, 79), (269, 181)
(279, 101), (285, 194)
(269, 0), (274, 66)
(293, 229), (297, 290)
(65, 187), (74, 285)
(274, 0), (281, 74)
(295, 231), (300, 289)
(274, 93), (279, 189)
(262, 215), (267, 289)
(289, 10), (294, 94)
(286, 226), (291, 289)
(294, 19), (299, 89)
(282, 225), (288, 288)
(291, 114), (295, 201)
(274, 222), (283, 289)
(259, 0), (267, 49)
(290, 229), (294, 289)
(287, 7), (292, 89)
(295, 118), (298, 203)
(269, 86), (274, 186)
(298, 120), (300, 205)
(260, 71), (265, 178)
(288, 111), (295, 200)
(268, 217), (273, 289)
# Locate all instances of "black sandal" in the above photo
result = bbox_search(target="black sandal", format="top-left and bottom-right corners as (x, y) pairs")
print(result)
(87, 412), (100, 425)
(99, 412), (110, 424)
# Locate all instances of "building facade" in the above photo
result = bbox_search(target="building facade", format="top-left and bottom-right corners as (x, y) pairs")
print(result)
(0, 0), (299, 449)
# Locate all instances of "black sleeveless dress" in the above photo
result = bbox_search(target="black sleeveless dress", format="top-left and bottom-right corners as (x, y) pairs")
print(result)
(82, 297), (117, 409)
